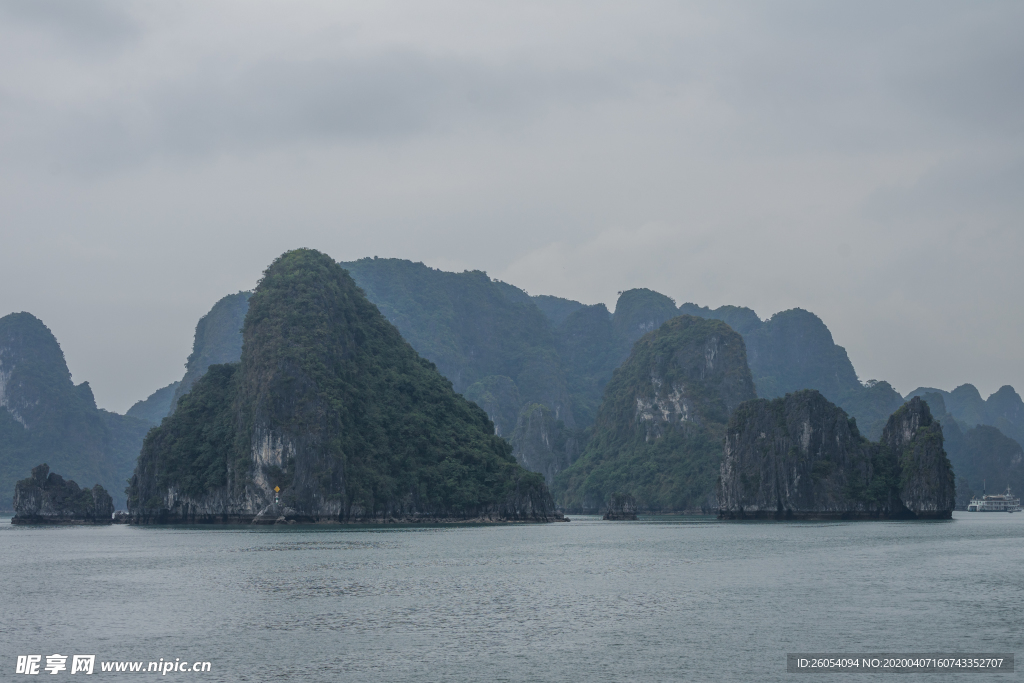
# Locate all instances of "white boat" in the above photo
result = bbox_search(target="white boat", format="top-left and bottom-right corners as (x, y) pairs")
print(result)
(966, 486), (1020, 512)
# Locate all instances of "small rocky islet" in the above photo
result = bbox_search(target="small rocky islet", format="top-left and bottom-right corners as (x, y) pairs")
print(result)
(12, 463), (114, 525)
(718, 393), (955, 520)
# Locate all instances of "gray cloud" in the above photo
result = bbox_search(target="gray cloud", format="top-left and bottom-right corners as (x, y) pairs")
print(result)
(0, 0), (138, 51)
(0, 1), (1021, 411)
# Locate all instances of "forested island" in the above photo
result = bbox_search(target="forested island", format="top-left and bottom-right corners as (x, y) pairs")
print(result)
(12, 464), (114, 525)
(127, 249), (561, 524)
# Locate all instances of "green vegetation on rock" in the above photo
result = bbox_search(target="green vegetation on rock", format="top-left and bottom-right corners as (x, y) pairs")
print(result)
(340, 257), (580, 482)
(129, 249), (558, 523)
(168, 291), (252, 415)
(12, 463), (114, 524)
(552, 316), (757, 513)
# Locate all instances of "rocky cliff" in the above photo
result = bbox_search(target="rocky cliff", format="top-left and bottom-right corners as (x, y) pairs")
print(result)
(463, 375), (521, 439)
(12, 464), (113, 524)
(718, 393), (955, 519)
(510, 403), (579, 484)
(128, 249), (561, 524)
(553, 315), (757, 513)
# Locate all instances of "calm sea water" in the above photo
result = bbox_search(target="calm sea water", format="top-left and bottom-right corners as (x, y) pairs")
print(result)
(1, 513), (1021, 682)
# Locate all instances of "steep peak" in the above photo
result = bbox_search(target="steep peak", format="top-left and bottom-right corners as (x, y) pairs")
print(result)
(130, 248), (557, 523)
(612, 314), (756, 428)
(31, 463), (50, 486)
(763, 308), (835, 343)
(881, 396), (934, 450)
(0, 311), (78, 429)
(75, 382), (98, 410)
(950, 383), (983, 403)
(612, 288), (678, 344)
(126, 381), (180, 424)
(0, 312), (71, 379)
(946, 383), (986, 425)
(920, 391), (948, 418)
(720, 391), (954, 519)
(986, 385), (1024, 417)
(745, 307), (860, 402)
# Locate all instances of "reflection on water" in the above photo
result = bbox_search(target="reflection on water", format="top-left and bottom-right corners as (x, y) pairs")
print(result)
(2, 513), (1021, 682)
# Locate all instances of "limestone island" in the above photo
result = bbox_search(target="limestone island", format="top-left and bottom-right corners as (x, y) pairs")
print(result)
(718, 392), (955, 520)
(128, 249), (564, 525)
(12, 464), (114, 525)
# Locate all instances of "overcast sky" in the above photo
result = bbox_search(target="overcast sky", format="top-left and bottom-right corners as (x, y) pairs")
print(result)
(1, 1), (1021, 412)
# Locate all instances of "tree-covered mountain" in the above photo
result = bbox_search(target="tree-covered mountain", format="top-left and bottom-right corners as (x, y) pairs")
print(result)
(553, 289), (685, 430)
(0, 312), (147, 509)
(719, 393), (955, 519)
(552, 316), (757, 513)
(340, 258), (580, 483)
(129, 249), (558, 523)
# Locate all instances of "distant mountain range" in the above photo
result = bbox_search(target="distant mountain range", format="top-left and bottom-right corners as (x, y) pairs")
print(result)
(4, 256), (1023, 510)
(0, 313), (149, 509)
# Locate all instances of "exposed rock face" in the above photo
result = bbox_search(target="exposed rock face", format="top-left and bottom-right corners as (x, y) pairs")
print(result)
(12, 464), (113, 524)
(511, 403), (579, 484)
(603, 493), (638, 520)
(718, 393), (955, 520)
(463, 375), (521, 439)
(553, 315), (757, 513)
(128, 249), (562, 525)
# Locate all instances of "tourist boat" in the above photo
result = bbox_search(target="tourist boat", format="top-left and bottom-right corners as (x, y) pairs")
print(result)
(966, 486), (1020, 512)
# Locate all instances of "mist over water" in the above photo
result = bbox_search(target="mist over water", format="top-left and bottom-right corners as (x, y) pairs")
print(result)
(3, 514), (1021, 682)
